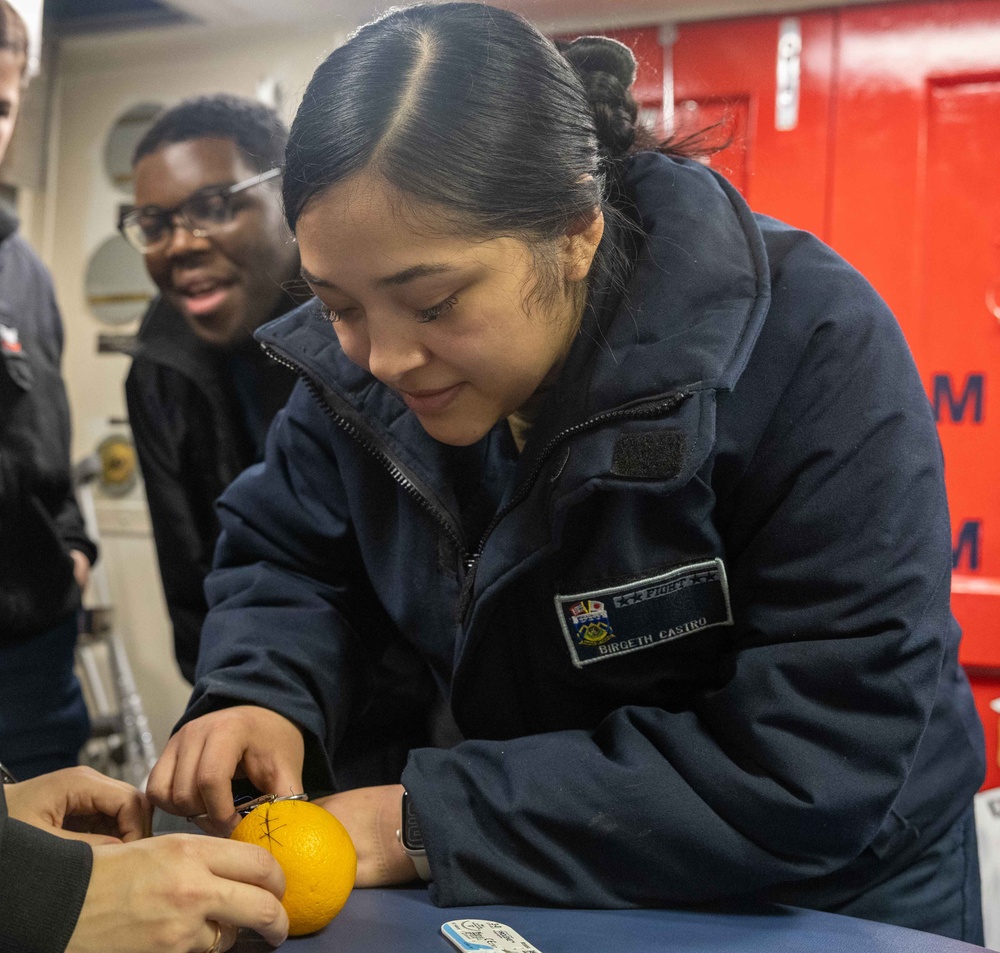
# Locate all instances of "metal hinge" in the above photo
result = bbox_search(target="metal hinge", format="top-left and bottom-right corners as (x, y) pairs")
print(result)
(776, 17), (802, 131)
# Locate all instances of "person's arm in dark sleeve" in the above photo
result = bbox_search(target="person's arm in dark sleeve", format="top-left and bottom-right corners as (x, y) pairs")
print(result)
(125, 363), (213, 682)
(51, 479), (96, 568)
(43, 290), (96, 569)
(179, 383), (392, 790)
(0, 784), (93, 953)
(402, 261), (976, 907)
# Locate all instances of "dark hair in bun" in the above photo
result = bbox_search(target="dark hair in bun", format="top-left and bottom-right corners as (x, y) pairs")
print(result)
(559, 36), (639, 163)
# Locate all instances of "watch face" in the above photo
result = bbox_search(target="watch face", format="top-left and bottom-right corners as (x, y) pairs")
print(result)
(401, 792), (425, 852)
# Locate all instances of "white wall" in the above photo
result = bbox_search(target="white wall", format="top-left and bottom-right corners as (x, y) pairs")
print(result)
(26, 19), (354, 754)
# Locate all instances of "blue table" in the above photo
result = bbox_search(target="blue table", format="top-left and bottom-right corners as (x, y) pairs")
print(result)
(231, 886), (987, 952)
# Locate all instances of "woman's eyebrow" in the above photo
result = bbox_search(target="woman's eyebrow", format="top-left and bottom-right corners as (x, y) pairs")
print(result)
(300, 266), (338, 289)
(300, 263), (458, 290)
(376, 263), (458, 287)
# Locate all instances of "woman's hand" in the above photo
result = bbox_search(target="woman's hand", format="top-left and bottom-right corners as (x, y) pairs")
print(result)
(4, 766), (151, 845)
(68, 834), (289, 953)
(316, 784), (418, 886)
(147, 705), (305, 835)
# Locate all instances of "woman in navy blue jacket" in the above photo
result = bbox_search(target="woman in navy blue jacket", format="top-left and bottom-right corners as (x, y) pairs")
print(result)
(147, 4), (985, 941)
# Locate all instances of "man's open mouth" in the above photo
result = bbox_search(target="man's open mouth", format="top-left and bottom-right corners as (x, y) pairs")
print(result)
(175, 277), (235, 318)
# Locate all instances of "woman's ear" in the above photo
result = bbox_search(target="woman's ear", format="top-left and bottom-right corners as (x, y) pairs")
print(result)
(561, 208), (605, 283)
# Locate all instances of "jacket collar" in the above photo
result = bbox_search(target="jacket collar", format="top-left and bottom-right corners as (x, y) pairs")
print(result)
(257, 154), (770, 455)
(131, 296), (220, 378)
(573, 152), (770, 410)
(132, 295), (286, 387)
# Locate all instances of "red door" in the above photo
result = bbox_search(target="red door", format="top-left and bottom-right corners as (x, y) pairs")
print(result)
(830, 1), (1000, 787)
(671, 13), (835, 237)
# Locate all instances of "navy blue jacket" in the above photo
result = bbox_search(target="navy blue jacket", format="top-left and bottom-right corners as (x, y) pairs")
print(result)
(183, 154), (984, 912)
(128, 300), (439, 785)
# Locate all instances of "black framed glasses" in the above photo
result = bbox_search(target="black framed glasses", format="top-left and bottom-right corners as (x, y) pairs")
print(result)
(118, 167), (282, 253)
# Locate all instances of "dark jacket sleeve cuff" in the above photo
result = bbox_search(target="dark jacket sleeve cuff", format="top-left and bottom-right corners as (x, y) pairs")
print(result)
(0, 819), (93, 953)
(60, 531), (99, 568)
(54, 497), (99, 567)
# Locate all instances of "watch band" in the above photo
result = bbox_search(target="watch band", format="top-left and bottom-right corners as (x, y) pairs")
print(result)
(397, 790), (432, 882)
(0, 761), (18, 785)
(407, 847), (432, 883)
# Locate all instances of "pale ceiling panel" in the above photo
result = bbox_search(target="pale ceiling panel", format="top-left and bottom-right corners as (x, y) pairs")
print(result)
(48, 0), (896, 36)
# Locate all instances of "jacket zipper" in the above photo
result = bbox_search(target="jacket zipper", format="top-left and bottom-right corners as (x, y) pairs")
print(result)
(458, 390), (692, 620)
(259, 342), (465, 555)
(261, 339), (689, 614)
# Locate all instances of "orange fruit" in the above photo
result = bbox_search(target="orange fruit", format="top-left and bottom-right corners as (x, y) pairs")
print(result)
(230, 799), (357, 936)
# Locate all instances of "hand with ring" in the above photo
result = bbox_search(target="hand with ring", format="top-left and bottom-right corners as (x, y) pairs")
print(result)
(64, 834), (288, 952)
(203, 921), (222, 953)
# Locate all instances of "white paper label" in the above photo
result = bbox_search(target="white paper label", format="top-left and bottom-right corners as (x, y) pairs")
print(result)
(441, 919), (543, 953)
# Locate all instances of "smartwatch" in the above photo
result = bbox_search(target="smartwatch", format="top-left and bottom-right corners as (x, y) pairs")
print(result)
(397, 789), (432, 882)
(0, 761), (17, 785)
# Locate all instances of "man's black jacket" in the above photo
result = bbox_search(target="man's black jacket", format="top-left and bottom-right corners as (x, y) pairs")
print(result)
(125, 297), (294, 681)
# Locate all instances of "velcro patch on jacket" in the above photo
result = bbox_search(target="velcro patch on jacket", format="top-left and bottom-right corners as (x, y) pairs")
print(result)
(610, 429), (686, 479)
(555, 558), (732, 668)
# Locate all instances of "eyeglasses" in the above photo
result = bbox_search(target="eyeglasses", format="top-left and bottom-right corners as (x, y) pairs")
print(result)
(118, 167), (282, 253)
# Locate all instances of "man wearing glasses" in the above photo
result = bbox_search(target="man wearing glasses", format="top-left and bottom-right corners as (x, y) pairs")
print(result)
(123, 95), (441, 790)
(122, 94), (302, 686)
